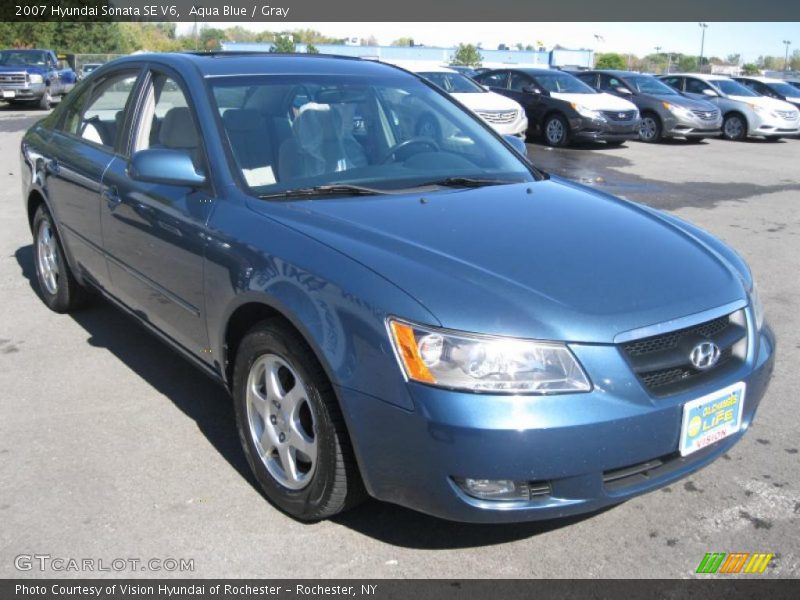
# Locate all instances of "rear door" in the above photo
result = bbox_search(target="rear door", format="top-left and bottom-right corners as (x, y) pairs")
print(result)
(100, 66), (214, 356)
(45, 67), (142, 287)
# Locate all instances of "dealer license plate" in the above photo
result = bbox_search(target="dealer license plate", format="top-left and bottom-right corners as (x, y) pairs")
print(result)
(679, 382), (745, 456)
(2, 91), (15, 99)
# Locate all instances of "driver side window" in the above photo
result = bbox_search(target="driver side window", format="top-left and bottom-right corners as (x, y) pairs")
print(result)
(685, 78), (711, 94)
(509, 73), (532, 92)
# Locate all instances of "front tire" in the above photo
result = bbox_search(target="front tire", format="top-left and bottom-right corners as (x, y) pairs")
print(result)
(232, 319), (365, 521)
(638, 113), (662, 143)
(32, 205), (88, 313)
(543, 114), (570, 147)
(38, 87), (52, 110)
(722, 114), (747, 141)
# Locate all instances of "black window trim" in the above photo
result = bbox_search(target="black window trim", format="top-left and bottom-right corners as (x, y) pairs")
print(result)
(55, 64), (147, 159)
(127, 61), (215, 195)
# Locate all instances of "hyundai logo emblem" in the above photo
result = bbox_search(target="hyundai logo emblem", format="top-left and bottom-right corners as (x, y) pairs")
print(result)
(690, 341), (721, 370)
(618, 112), (626, 118)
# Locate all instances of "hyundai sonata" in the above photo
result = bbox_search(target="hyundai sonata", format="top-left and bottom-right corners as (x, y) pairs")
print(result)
(21, 53), (774, 523)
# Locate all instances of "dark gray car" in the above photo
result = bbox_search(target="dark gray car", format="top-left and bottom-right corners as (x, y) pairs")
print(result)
(575, 70), (723, 143)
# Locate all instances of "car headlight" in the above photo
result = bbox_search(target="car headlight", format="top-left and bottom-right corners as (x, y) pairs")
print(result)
(571, 103), (605, 121)
(28, 73), (44, 84)
(662, 101), (692, 117)
(750, 281), (764, 331)
(387, 319), (591, 394)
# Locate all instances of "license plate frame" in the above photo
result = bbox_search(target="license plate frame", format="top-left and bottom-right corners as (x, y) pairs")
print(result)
(679, 382), (746, 456)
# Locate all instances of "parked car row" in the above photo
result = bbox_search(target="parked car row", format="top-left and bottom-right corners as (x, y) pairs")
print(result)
(414, 63), (800, 147)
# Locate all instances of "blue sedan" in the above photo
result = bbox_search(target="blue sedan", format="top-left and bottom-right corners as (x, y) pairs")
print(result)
(20, 53), (774, 523)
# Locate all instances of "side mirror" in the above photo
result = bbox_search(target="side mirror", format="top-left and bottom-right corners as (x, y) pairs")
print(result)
(615, 86), (633, 95)
(702, 88), (719, 97)
(503, 134), (528, 157)
(129, 148), (206, 187)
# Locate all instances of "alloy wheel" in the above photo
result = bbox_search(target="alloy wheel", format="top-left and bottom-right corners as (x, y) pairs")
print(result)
(546, 119), (564, 144)
(724, 116), (744, 140)
(245, 354), (318, 490)
(640, 117), (658, 141)
(36, 220), (60, 295)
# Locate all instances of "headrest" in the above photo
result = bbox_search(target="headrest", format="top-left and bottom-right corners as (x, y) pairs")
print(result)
(159, 107), (198, 149)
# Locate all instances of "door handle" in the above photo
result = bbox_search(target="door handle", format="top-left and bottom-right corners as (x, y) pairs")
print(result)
(102, 186), (121, 209)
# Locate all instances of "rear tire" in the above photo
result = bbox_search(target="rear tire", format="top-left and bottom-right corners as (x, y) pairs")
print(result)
(543, 114), (570, 147)
(32, 205), (88, 313)
(232, 318), (366, 521)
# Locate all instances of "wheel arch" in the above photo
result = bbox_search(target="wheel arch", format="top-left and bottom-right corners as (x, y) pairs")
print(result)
(219, 296), (338, 396)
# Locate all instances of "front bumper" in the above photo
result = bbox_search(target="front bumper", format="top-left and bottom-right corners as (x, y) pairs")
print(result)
(749, 112), (800, 137)
(0, 82), (46, 101)
(663, 112), (723, 138)
(338, 318), (775, 523)
(570, 115), (640, 141)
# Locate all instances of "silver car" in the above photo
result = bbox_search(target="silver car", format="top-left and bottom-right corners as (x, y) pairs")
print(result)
(660, 73), (800, 141)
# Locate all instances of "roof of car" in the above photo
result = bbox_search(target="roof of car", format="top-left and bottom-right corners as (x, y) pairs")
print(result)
(664, 72), (731, 81)
(107, 51), (414, 79)
(735, 75), (789, 84)
(385, 61), (456, 74)
(580, 70), (653, 77)
(481, 67), (555, 75)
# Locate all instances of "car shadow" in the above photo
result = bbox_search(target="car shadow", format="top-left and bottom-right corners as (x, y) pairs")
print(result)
(14, 243), (615, 549)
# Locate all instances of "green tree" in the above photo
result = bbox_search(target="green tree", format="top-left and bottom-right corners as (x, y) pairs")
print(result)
(391, 37), (415, 47)
(270, 35), (297, 53)
(741, 63), (760, 75)
(594, 52), (626, 69)
(306, 43), (319, 54)
(726, 53), (741, 65)
(790, 49), (800, 71)
(677, 55), (698, 72)
(450, 43), (483, 67)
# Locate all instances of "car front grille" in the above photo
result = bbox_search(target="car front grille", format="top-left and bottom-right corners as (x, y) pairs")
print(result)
(620, 310), (747, 396)
(775, 110), (798, 121)
(0, 72), (27, 85)
(602, 110), (638, 121)
(475, 109), (518, 124)
(691, 109), (720, 121)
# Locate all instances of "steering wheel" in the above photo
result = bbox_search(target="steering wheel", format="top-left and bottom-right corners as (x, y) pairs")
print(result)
(380, 137), (439, 164)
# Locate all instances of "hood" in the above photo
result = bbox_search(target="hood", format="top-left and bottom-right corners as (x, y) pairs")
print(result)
(728, 94), (799, 113)
(453, 91), (522, 113)
(551, 91), (637, 111)
(640, 93), (717, 111)
(0, 65), (46, 75)
(250, 180), (746, 343)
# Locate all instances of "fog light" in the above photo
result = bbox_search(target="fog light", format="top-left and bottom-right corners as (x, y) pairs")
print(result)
(454, 478), (530, 501)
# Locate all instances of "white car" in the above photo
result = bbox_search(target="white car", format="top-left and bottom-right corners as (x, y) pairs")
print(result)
(661, 73), (800, 140)
(404, 64), (528, 138)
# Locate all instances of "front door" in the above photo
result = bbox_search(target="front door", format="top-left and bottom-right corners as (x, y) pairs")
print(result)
(100, 68), (214, 356)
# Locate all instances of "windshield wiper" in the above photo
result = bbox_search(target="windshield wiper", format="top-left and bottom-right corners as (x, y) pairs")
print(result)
(259, 184), (390, 200)
(423, 177), (522, 188)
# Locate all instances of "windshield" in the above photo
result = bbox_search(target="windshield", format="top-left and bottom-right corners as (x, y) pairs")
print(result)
(625, 75), (678, 95)
(0, 50), (48, 67)
(767, 82), (800, 97)
(715, 79), (758, 97)
(209, 73), (535, 195)
(535, 73), (595, 94)
(420, 72), (484, 93)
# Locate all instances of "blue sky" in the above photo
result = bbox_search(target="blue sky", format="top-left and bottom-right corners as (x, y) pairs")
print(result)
(181, 22), (799, 62)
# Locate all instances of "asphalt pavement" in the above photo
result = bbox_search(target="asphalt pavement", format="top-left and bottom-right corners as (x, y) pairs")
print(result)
(1, 104), (798, 578)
